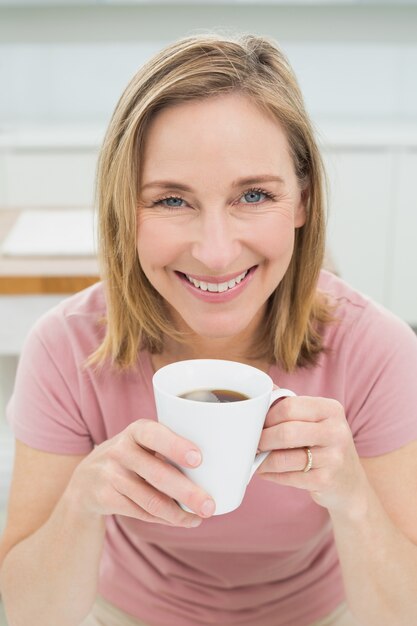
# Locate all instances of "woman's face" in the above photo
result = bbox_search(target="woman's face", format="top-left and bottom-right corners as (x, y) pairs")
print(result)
(137, 93), (306, 343)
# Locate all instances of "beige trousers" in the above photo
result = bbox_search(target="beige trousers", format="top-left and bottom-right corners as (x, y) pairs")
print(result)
(80, 595), (360, 626)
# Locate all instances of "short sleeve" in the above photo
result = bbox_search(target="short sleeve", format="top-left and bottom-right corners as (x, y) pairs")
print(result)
(344, 301), (417, 457)
(7, 311), (94, 455)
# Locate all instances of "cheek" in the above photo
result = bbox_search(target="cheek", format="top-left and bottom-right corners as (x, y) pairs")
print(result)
(136, 218), (183, 272)
(250, 218), (295, 261)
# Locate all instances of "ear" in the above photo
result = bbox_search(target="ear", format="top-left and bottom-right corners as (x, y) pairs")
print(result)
(294, 187), (308, 228)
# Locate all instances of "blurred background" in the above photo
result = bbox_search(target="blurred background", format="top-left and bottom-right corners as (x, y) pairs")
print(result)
(0, 2), (416, 620)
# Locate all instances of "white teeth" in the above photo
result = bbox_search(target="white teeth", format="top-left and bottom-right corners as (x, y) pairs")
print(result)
(185, 270), (249, 292)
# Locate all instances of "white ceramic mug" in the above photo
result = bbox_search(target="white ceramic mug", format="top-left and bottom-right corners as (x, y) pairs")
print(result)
(152, 359), (295, 516)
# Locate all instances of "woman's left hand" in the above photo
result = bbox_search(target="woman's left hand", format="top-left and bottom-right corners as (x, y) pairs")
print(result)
(256, 396), (370, 513)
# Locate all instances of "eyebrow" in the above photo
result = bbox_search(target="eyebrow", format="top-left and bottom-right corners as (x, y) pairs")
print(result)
(140, 175), (285, 192)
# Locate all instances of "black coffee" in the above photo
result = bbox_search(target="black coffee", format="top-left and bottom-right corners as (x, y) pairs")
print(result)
(179, 388), (250, 403)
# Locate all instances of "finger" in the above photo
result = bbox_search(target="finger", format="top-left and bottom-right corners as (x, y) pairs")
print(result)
(257, 447), (321, 474)
(259, 469), (319, 490)
(129, 419), (202, 469)
(265, 396), (343, 428)
(111, 489), (181, 526)
(112, 467), (202, 528)
(259, 420), (327, 451)
(123, 440), (215, 518)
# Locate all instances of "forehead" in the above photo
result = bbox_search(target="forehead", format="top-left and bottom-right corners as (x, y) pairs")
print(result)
(140, 94), (294, 182)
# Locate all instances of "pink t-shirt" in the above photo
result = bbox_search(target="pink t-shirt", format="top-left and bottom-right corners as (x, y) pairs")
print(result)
(7, 270), (417, 626)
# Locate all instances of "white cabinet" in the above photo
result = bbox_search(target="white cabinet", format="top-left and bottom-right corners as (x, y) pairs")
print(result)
(323, 148), (393, 307)
(0, 152), (7, 206)
(389, 150), (417, 323)
(322, 146), (417, 327)
(2, 149), (99, 208)
(0, 126), (103, 208)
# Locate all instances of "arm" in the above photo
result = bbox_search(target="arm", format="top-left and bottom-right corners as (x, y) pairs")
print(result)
(1, 421), (213, 626)
(0, 441), (104, 626)
(257, 397), (417, 626)
(329, 441), (417, 626)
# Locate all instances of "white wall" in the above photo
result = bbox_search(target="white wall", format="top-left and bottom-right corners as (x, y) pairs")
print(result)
(1, 39), (416, 125)
(0, 4), (417, 126)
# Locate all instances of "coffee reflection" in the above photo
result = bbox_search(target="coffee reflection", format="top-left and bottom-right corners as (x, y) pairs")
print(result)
(179, 389), (250, 403)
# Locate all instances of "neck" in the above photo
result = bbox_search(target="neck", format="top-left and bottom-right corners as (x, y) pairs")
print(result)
(151, 314), (270, 373)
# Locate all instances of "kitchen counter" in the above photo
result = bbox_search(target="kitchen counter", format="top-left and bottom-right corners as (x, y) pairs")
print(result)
(0, 209), (99, 294)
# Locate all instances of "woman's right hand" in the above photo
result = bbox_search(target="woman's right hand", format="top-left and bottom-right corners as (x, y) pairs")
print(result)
(67, 419), (215, 528)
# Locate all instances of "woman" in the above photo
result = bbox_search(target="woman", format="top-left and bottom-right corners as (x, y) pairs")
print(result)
(1, 33), (417, 626)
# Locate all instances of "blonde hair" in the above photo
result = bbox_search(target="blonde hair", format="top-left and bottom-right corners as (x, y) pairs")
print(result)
(89, 32), (335, 372)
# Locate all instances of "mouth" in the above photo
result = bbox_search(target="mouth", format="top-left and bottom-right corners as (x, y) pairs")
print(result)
(175, 266), (257, 294)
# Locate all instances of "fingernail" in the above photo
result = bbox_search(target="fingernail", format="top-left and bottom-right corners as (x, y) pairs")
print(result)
(200, 499), (215, 517)
(187, 517), (202, 528)
(185, 450), (201, 467)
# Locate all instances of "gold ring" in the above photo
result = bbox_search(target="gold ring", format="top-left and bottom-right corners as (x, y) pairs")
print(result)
(303, 447), (313, 473)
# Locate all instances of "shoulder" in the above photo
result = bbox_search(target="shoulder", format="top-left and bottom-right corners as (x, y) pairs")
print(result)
(27, 281), (107, 364)
(318, 269), (373, 317)
(317, 270), (416, 352)
(50, 280), (106, 323)
(9, 283), (108, 454)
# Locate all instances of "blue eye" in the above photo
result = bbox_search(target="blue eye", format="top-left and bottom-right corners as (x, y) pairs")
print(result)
(240, 188), (276, 204)
(242, 190), (265, 203)
(159, 196), (184, 208)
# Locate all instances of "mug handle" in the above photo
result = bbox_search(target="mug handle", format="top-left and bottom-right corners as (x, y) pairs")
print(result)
(248, 387), (297, 481)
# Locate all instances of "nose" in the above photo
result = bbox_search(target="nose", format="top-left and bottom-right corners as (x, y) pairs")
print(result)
(190, 210), (242, 272)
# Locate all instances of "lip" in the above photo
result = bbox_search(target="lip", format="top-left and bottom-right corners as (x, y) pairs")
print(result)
(175, 265), (257, 303)
(180, 268), (253, 283)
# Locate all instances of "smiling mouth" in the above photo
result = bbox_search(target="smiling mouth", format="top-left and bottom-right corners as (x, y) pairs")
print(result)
(176, 266), (256, 293)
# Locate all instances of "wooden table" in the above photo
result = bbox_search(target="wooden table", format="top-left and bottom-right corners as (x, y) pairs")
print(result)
(0, 209), (99, 295)
(0, 209), (100, 356)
